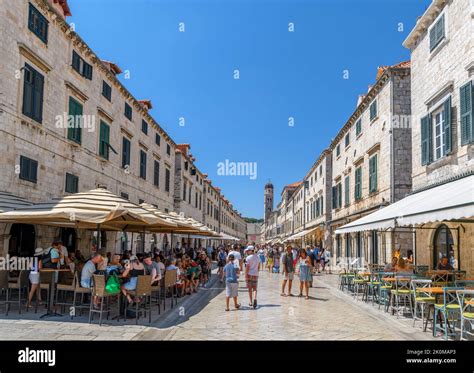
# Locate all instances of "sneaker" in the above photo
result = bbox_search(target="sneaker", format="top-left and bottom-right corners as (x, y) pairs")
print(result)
(253, 299), (257, 309)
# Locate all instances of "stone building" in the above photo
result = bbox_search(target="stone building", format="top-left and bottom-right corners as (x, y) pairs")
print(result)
(0, 0), (246, 257)
(331, 61), (412, 266)
(402, 0), (474, 274)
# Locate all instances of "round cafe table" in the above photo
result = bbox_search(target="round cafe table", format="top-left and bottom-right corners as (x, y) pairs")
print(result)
(39, 268), (72, 319)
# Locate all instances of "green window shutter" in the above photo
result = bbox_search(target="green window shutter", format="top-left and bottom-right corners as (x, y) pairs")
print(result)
(99, 121), (110, 159)
(460, 81), (473, 145)
(344, 176), (350, 206)
(421, 115), (432, 166)
(68, 97), (82, 144)
(22, 66), (34, 119)
(332, 186), (337, 209)
(354, 168), (360, 200)
(369, 154), (378, 193)
(337, 183), (342, 208)
(443, 97), (452, 154)
(122, 137), (130, 168)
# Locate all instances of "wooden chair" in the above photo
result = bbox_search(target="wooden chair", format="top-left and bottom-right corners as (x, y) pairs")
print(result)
(126, 275), (153, 324)
(38, 271), (53, 313)
(6, 270), (30, 315)
(151, 280), (162, 316)
(55, 270), (76, 314)
(162, 270), (178, 311)
(0, 270), (9, 313)
(72, 272), (91, 318)
(89, 275), (118, 325)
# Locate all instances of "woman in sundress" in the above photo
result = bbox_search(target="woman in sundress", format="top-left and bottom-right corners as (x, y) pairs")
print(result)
(297, 249), (312, 299)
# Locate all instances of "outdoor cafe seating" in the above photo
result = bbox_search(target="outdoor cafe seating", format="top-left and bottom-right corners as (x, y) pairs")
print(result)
(338, 266), (474, 341)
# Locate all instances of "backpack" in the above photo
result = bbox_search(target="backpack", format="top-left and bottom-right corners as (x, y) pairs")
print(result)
(42, 248), (56, 269)
(105, 274), (121, 295)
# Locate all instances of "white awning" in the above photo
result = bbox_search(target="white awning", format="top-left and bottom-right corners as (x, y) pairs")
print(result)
(335, 175), (474, 234)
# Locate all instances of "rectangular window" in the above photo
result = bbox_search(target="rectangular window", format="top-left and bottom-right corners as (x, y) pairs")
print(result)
(183, 180), (187, 201)
(22, 63), (44, 123)
(336, 144), (341, 157)
(72, 51), (93, 80)
(355, 166), (362, 200)
(155, 133), (161, 146)
(166, 144), (171, 156)
(19, 155), (38, 183)
(344, 175), (350, 206)
(460, 81), (474, 145)
(345, 133), (350, 148)
(370, 100), (377, 121)
(67, 97), (82, 144)
(65, 173), (79, 193)
(356, 119), (362, 136)
(139, 150), (147, 179)
(433, 109), (446, 161)
(332, 183), (342, 209)
(120, 192), (129, 200)
(153, 160), (160, 187)
(430, 14), (445, 51)
(141, 120), (148, 135)
(124, 102), (132, 120)
(28, 3), (48, 43)
(99, 121), (110, 160)
(369, 154), (378, 193)
(165, 168), (170, 192)
(102, 81), (112, 101)
(122, 137), (131, 169)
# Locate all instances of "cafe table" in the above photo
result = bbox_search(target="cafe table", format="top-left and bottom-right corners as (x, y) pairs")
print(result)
(39, 268), (72, 319)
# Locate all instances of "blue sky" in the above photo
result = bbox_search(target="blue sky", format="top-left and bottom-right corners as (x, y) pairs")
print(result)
(70, 0), (430, 219)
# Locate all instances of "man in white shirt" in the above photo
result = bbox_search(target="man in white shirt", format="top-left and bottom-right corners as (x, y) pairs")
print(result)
(228, 245), (243, 272)
(245, 246), (260, 309)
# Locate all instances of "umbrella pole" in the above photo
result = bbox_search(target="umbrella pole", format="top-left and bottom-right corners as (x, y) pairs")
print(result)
(96, 224), (101, 254)
(170, 233), (173, 257)
(130, 232), (134, 254)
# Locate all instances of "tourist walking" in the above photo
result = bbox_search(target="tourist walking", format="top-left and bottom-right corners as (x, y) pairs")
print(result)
(223, 254), (241, 311)
(245, 246), (260, 308)
(217, 247), (227, 283)
(297, 249), (312, 299)
(281, 245), (295, 296)
(257, 246), (266, 271)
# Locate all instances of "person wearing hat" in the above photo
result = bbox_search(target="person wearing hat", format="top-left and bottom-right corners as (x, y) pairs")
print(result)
(245, 245), (260, 309)
(26, 248), (44, 310)
(121, 254), (146, 304)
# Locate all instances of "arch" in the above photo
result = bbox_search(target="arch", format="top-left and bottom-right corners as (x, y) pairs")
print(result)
(432, 224), (455, 269)
(8, 223), (36, 257)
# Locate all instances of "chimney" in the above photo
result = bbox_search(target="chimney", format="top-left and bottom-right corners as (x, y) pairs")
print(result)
(138, 100), (153, 111)
(357, 94), (366, 107)
(176, 144), (191, 157)
(47, 0), (72, 18)
(101, 60), (123, 75)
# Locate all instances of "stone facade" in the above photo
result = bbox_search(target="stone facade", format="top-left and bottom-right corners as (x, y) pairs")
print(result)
(403, 0), (474, 275)
(0, 0), (246, 256)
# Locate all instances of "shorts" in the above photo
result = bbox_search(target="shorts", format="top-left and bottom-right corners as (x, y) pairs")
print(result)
(226, 282), (239, 298)
(123, 277), (137, 291)
(284, 272), (294, 281)
(29, 272), (40, 285)
(218, 260), (226, 268)
(246, 275), (258, 290)
(259, 255), (265, 264)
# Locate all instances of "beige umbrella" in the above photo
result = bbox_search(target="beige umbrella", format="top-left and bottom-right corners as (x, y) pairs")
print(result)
(0, 188), (176, 230)
(0, 191), (33, 212)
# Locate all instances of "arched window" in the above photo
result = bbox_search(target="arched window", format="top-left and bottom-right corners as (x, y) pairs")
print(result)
(9, 224), (35, 257)
(433, 224), (455, 269)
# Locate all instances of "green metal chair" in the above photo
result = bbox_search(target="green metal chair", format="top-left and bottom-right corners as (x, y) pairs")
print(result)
(434, 287), (463, 340)
(456, 289), (474, 341)
(390, 275), (413, 319)
(411, 279), (435, 329)
(364, 272), (381, 305)
(353, 272), (368, 301)
(378, 272), (394, 312)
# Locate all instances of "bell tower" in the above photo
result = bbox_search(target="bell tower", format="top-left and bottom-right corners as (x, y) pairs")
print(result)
(264, 180), (274, 223)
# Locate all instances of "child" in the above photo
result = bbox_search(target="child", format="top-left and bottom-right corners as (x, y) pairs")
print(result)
(223, 254), (241, 311)
(273, 250), (280, 273)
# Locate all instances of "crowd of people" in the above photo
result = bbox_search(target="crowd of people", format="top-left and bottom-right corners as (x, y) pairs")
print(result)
(26, 240), (215, 309)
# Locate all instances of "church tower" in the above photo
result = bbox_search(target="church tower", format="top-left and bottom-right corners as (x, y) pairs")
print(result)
(264, 181), (274, 223)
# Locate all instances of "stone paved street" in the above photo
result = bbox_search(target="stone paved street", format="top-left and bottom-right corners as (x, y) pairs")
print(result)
(0, 270), (435, 340)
